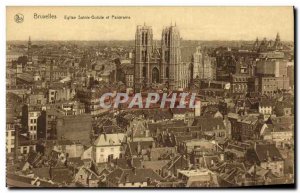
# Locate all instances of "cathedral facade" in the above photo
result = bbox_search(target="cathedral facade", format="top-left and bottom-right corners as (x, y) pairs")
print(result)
(134, 24), (189, 91)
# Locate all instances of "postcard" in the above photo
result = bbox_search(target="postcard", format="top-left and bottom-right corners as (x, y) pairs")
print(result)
(6, 6), (294, 188)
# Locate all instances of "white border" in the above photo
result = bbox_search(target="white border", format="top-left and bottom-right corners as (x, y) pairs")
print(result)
(0, 1), (298, 193)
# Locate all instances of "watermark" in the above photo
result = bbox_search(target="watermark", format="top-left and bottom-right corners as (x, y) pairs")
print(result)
(99, 92), (199, 109)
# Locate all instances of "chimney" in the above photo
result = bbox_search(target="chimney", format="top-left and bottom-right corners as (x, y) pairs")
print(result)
(132, 167), (136, 175)
(145, 130), (150, 137)
(220, 153), (224, 162)
(104, 133), (107, 141)
(131, 158), (134, 167)
(125, 174), (129, 182)
(137, 142), (141, 154)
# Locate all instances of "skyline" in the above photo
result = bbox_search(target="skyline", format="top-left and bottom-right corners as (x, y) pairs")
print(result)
(7, 7), (294, 41)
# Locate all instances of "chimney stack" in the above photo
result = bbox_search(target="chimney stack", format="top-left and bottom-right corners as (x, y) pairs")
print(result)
(132, 167), (136, 175)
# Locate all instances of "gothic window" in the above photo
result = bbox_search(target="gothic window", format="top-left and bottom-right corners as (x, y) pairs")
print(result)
(142, 50), (147, 62)
(165, 51), (169, 62)
(166, 67), (169, 78)
(145, 33), (148, 45)
(152, 67), (159, 83)
(165, 33), (168, 45)
(142, 33), (144, 45)
(143, 66), (147, 78)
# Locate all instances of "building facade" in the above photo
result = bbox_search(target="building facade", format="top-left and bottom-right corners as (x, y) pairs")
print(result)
(192, 46), (216, 80)
(92, 133), (126, 163)
(134, 24), (189, 91)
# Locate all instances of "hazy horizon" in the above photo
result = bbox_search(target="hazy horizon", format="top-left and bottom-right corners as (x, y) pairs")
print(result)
(6, 39), (295, 42)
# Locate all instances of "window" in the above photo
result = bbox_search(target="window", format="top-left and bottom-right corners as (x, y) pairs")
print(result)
(142, 66), (147, 78)
(23, 147), (28, 154)
(100, 154), (104, 161)
(141, 51), (147, 62)
(166, 67), (169, 78)
(164, 51), (169, 62)
(165, 34), (168, 45)
(145, 33), (148, 45)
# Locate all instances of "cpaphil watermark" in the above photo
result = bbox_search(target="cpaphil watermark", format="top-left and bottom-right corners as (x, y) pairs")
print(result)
(99, 92), (199, 109)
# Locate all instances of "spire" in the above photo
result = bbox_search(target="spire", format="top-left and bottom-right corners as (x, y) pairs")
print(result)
(276, 32), (280, 41)
(28, 36), (31, 45)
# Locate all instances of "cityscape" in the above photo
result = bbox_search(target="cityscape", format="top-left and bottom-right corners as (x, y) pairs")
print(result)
(6, 7), (294, 188)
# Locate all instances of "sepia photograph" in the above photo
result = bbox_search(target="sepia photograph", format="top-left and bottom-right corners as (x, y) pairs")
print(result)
(5, 6), (295, 188)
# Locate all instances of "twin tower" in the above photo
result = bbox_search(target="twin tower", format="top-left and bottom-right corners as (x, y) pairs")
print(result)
(134, 24), (189, 91)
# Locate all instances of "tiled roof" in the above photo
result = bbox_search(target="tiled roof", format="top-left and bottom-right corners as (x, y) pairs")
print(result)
(94, 133), (125, 146)
(107, 168), (162, 184)
(113, 157), (142, 169)
(192, 117), (226, 131)
(128, 141), (153, 156)
(50, 167), (73, 184)
(142, 160), (170, 171)
(254, 144), (283, 162)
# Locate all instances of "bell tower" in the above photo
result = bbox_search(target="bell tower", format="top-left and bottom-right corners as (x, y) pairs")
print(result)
(134, 24), (153, 92)
(161, 24), (181, 89)
(27, 36), (33, 65)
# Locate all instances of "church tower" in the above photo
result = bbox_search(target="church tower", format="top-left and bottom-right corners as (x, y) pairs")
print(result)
(134, 24), (153, 92)
(274, 32), (282, 50)
(253, 37), (259, 51)
(161, 24), (182, 89)
(27, 36), (33, 64)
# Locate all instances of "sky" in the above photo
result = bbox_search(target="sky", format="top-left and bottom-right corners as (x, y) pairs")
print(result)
(6, 6), (294, 41)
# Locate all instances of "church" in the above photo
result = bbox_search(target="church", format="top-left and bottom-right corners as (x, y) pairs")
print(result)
(134, 24), (190, 91)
